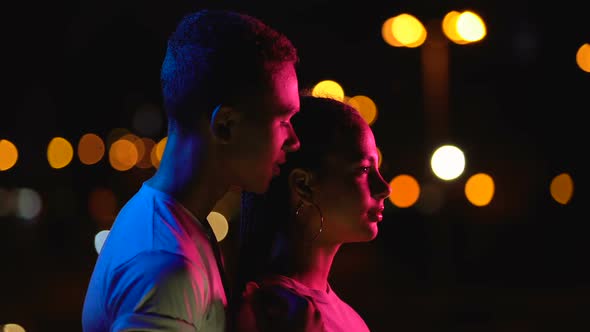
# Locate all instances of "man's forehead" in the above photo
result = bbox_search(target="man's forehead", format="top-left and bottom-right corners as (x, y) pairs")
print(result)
(265, 65), (299, 112)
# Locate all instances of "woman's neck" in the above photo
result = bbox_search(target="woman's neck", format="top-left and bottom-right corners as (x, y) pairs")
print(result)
(289, 244), (340, 293)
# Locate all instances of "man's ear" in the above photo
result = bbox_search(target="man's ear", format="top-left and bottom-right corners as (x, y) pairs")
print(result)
(288, 168), (316, 205)
(209, 104), (241, 143)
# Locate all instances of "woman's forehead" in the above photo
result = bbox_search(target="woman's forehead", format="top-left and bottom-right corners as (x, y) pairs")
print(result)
(327, 124), (378, 162)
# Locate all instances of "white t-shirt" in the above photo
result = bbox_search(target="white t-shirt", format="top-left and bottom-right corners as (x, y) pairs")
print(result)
(82, 183), (226, 332)
(237, 275), (370, 332)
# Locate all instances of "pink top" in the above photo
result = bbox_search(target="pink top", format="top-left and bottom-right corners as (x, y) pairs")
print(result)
(236, 274), (370, 332)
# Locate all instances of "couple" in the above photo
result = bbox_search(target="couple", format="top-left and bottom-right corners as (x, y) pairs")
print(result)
(82, 9), (391, 332)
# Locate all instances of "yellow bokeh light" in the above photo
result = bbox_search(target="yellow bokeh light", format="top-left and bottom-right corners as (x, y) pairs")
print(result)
(464, 173), (495, 207)
(156, 136), (168, 160)
(78, 133), (105, 165)
(347, 95), (378, 125)
(311, 80), (345, 101)
(382, 17), (404, 47)
(120, 133), (146, 167)
(389, 174), (420, 208)
(391, 13), (426, 47)
(3, 323), (26, 332)
(576, 43), (590, 73)
(207, 211), (229, 242)
(47, 137), (74, 169)
(391, 13), (426, 48)
(136, 137), (156, 169)
(550, 173), (574, 205)
(0, 139), (18, 171)
(456, 11), (486, 42)
(377, 147), (382, 168)
(151, 136), (168, 169)
(442, 11), (469, 44)
(109, 139), (138, 171)
(405, 25), (427, 48)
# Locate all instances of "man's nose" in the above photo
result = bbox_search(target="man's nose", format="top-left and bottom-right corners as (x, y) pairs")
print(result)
(283, 126), (300, 152)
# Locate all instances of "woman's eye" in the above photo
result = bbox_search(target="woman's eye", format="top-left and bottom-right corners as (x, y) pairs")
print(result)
(359, 166), (371, 174)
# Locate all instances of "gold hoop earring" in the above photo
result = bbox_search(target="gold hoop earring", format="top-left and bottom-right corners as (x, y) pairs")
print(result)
(295, 201), (323, 241)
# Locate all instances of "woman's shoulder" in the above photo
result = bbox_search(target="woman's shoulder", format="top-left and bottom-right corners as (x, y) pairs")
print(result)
(243, 278), (311, 317)
(238, 278), (325, 332)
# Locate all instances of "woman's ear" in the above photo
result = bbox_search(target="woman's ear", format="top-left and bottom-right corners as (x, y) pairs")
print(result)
(288, 168), (316, 205)
(209, 104), (241, 143)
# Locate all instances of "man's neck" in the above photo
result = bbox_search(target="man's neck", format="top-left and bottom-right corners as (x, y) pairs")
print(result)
(146, 135), (230, 222)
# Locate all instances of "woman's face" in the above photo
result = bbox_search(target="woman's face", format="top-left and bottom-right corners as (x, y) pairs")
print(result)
(310, 118), (391, 245)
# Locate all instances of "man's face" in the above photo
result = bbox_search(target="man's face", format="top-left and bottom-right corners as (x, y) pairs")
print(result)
(230, 64), (301, 193)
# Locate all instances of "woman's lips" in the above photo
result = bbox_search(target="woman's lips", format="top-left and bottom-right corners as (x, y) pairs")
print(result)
(367, 210), (383, 222)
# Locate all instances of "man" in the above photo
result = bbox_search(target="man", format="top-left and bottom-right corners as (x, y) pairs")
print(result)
(82, 9), (300, 331)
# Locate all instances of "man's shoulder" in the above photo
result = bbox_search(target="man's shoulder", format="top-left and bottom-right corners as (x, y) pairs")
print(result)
(113, 250), (202, 285)
(107, 251), (212, 310)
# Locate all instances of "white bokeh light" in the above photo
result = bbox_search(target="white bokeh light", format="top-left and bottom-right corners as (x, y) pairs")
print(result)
(94, 230), (110, 254)
(16, 188), (42, 220)
(430, 144), (465, 181)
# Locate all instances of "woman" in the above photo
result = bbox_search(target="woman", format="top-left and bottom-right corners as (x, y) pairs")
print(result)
(230, 95), (391, 332)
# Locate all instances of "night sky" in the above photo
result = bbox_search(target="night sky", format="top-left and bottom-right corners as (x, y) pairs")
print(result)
(1, 1), (588, 331)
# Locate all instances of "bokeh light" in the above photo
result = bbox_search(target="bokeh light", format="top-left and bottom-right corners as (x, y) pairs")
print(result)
(120, 133), (146, 167)
(576, 43), (590, 73)
(151, 136), (168, 169)
(16, 187), (42, 221)
(207, 211), (229, 242)
(47, 137), (74, 169)
(389, 174), (420, 208)
(456, 10), (487, 42)
(346, 95), (378, 125)
(382, 17), (404, 47)
(391, 13), (427, 48)
(3, 324), (26, 332)
(109, 138), (138, 171)
(550, 172), (574, 205)
(464, 173), (495, 207)
(77, 133), (105, 165)
(430, 144), (465, 181)
(311, 80), (345, 101)
(0, 139), (18, 171)
(136, 137), (156, 169)
(442, 11), (470, 44)
(94, 230), (110, 254)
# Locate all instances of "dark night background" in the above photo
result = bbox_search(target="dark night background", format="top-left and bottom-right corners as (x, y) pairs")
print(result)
(1, 0), (588, 331)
